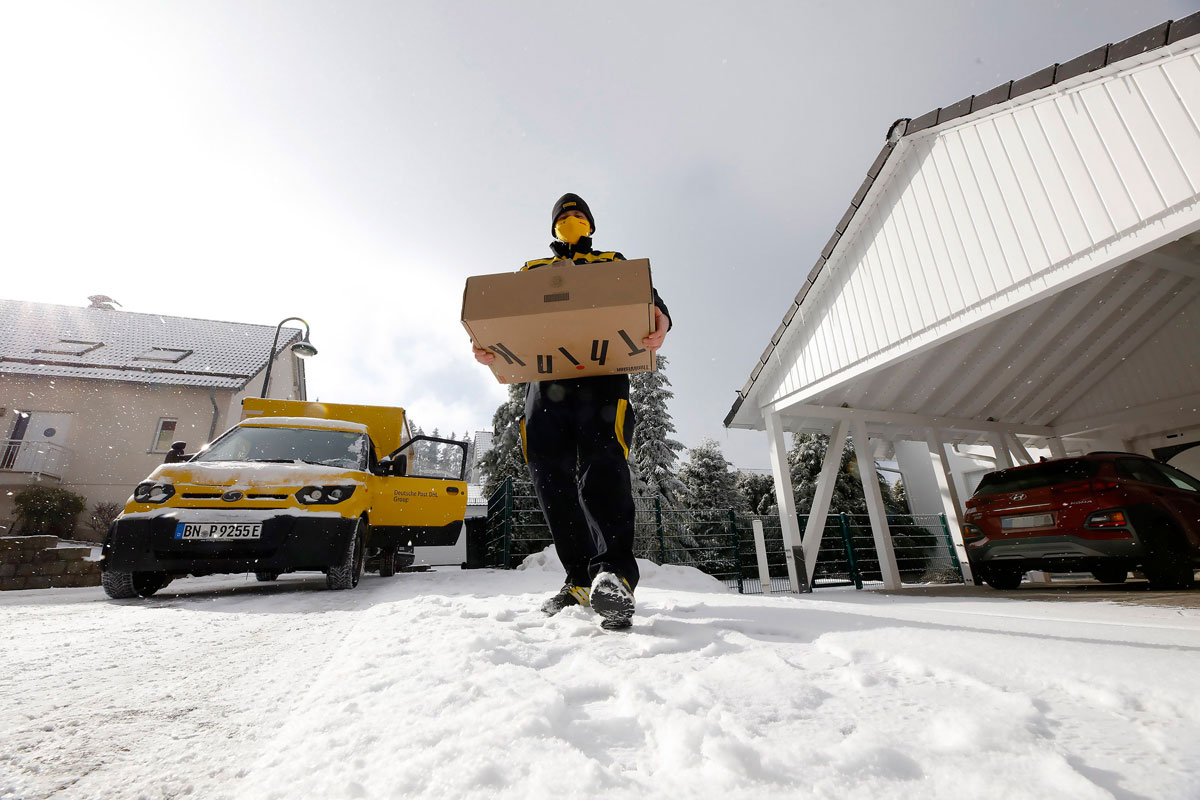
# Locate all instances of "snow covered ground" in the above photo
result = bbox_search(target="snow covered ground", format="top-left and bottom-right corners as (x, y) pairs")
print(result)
(2, 550), (1198, 800)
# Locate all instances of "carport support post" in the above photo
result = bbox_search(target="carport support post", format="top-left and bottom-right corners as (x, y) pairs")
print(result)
(765, 409), (803, 592)
(1007, 433), (1034, 465)
(751, 519), (772, 595)
(852, 420), (901, 589)
(925, 429), (974, 584)
(988, 432), (1014, 470)
(801, 419), (848, 586)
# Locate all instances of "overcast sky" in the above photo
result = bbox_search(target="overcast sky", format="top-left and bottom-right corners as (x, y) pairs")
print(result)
(2, 1), (1195, 468)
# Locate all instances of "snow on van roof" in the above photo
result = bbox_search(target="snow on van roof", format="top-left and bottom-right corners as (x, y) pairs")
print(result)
(238, 416), (368, 433)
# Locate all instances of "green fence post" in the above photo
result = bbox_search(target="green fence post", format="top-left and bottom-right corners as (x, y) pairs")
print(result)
(502, 476), (513, 569)
(654, 497), (666, 564)
(839, 512), (863, 590)
(728, 508), (743, 594)
(939, 513), (965, 583)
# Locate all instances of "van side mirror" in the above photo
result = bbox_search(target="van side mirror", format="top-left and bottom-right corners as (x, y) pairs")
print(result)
(379, 454), (408, 476)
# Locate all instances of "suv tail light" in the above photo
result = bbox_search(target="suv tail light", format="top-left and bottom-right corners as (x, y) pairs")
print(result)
(1085, 509), (1128, 528)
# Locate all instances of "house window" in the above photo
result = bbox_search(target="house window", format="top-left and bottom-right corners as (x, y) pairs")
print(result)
(135, 347), (192, 363)
(35, 339), (103, 356)
(152, 419), (178, 452)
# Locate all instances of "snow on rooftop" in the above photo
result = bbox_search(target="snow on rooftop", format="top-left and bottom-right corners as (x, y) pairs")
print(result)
(237, 416), (369, 433)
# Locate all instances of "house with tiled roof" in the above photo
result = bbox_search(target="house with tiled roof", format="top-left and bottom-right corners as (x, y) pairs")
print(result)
(0, 298), (310, 535)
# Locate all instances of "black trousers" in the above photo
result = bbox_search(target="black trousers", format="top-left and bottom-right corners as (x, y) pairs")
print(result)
(522, 375), (639, 591)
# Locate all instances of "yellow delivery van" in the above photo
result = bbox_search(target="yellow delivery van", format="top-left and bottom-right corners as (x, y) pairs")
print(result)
(101, 398), (467, 598)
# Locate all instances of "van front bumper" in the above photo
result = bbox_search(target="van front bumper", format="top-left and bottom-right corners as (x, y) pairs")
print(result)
(103, 510), (358, 575)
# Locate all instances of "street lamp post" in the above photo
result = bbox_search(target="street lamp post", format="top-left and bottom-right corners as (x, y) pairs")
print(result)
(260, 317), (318, 398)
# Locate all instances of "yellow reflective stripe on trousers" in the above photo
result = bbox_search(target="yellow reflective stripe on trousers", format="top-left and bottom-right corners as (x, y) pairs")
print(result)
(615, 399), (629, 458)
(519, 418), (529, 463)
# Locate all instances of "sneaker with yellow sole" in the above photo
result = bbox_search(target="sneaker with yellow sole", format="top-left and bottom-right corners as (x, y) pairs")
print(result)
(540, 583), (590, 616)
(590, 571), (635, 630)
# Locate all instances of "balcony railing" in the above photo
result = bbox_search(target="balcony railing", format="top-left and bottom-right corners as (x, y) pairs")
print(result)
(0, 439), (71, 481)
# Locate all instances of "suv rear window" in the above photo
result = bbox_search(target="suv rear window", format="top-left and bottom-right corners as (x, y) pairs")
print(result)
(974, 459), (1098, 495)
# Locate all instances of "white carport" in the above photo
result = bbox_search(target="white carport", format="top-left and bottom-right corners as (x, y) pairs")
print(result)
(725, 17), (1200, 591)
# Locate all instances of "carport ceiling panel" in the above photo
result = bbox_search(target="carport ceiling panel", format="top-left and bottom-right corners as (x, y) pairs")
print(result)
(1001, 267), (1184, 423)
(950, 270), (1136, 421)
(1055, 294), (1200, 426)
(1033, 276), (1200, 425)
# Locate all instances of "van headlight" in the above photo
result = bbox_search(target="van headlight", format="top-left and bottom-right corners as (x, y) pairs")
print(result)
(296, 485), (357, 505)
(133, 482), (175, 504)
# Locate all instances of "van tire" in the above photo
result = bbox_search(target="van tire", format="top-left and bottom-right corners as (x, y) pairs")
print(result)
(378, 548), (397, 578)
(327, 519), (366, 590)
(102, 570), (170, 599)
(255, 572), (279, 582)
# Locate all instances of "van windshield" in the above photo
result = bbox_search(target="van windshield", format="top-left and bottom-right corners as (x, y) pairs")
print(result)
(195, 426), (367, 470)
(974, 460), (1098, 496)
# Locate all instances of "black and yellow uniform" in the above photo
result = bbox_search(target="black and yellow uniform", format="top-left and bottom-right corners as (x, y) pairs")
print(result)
(519, 237), (671, 593)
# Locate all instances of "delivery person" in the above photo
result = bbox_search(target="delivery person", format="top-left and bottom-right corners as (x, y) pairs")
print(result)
(473, 193), (671, 630)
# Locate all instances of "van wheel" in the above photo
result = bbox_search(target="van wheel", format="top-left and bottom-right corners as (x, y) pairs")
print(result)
(327, 519), (366, 590)
(1091, 565), (1128, 584)
(255, 572), (280, 582)
(378, 548), (397, 578)
(982, 568), (1024, 590)
(102, 570), (170, 599)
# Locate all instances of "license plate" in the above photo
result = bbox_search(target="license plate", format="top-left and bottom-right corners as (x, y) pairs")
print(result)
(174, 522), (263, 540)
(1001, 513), (1053, 530)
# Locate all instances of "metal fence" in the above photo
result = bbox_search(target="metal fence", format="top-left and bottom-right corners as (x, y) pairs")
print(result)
(483, 479), (964, 592)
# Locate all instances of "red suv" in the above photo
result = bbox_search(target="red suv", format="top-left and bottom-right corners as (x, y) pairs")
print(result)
(963, 453), (1200, 590)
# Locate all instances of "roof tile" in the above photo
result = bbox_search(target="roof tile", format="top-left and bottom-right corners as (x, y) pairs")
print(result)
(835, 204), (856, 234)
(971, 81), (1012, 113)
(850, 175), (875, 207)
(866, 143), (895, 178)
(1108, 22), (1170, 63)
(782, 302), (800, 326)
(1054, 45), (1109, 83)
(937, 96), (973, 125)
(1168, 11), (1200, 44)
(906, 109), (939, 135)
(820, 231), (841, 260)
(1010, 64), (1057, 99)
(770, 323), (787, 345)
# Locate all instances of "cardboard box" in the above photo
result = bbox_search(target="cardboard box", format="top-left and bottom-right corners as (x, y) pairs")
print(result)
(462, 258), (656, 383)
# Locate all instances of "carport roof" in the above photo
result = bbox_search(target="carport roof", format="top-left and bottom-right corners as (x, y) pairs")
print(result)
(725, 13), (1200, 433)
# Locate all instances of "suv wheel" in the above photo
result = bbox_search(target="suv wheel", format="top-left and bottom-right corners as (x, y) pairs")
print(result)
(1141, 518), (1196, 590)
(982, 568), (1024, 590)
(326, 519), (366, 590)
(102, 570), (170, 599)
(255, 572), (280, 582)
(1091, 565), (1129, 584)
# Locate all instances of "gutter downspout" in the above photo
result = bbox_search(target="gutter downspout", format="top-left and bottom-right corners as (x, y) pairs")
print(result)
(209, 389), (220, 441)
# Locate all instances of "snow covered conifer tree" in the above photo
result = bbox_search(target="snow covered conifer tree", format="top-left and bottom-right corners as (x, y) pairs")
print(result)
(479, 383), (531, 497)
(629, 354), (685, 505)
(675, 438), (744, 574)
(678, 438), (743, 511)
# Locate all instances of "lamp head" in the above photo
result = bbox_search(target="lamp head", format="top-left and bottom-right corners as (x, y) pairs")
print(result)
(290, 336), (318, 358)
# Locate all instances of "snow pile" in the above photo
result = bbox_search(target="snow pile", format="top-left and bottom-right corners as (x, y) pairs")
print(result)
(517, 546), (730, 593)
(1, 550), (1198, 799)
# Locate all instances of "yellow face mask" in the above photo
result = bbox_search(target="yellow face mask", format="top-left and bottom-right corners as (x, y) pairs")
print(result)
(553, 215), (590, 245)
